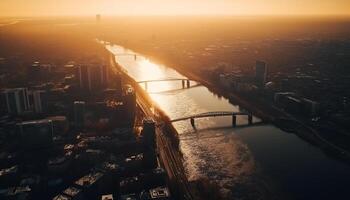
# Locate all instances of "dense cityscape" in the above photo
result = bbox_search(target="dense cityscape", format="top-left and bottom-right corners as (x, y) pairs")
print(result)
(1, 1), (350, 200)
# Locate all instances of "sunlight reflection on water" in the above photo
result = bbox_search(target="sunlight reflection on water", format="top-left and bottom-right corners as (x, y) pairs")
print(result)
(106, 43), (350, 200)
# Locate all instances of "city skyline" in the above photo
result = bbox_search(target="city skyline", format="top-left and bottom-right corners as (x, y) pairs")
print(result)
(1, 0), (350, 17)
(1, 1), (350, 199)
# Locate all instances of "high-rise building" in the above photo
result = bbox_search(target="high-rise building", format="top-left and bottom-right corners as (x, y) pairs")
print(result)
(16, 119), (53, 149)
(123, 85), (136, 125)
(46, 116), (69, 136)
(28, 90), (47, 113)
(0, 90), (6, 114)
(255, 60), (267, 87)
(78, 64), (108, 92)
(2, 88), (29, 115)
(115, 72), (122, 97)
(88, 65), (103, 91)
(142, 118), (157, 168)
(78, 65), (89, 91)
(74, 101), (86, 129)
(142, 118), (156, 149)
(101, 64), (109, 87)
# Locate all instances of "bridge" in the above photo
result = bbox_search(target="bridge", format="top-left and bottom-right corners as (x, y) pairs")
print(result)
(115, 53), (138, 60)
(170, 111), (254, 128)
(137, 78), (194, 90)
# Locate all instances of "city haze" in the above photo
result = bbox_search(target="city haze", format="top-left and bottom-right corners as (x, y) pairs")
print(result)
(1, 1), (350, 200)
(0, 0), (350, 17)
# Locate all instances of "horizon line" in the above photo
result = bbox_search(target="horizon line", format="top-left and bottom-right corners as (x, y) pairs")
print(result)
(1, 13), (350, 19)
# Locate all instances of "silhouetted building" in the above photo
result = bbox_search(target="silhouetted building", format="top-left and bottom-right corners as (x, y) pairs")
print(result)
(78, 64), (108, 92)
(83, 101), (124, 130)
(74, 101), (86, 129)
(16, 119), (53, 149)
(78, 65), (89, 91)
(255, 61), (267, 87)
(89, 65), (104, 91)
(103, 88), (122, 100)
(28, 90), (47, 113)
(142, 119), (157, 168)
(274, 92), (320, 117)
(142, 119), (156, 149)
(102, 64), (109, 86)
(140, 186), (171, 200)
(46, 116), (69, 136)
(115, 72), (122, 97)
(123, 85), (136, 125)
(301, 98), (320, 117)
(1, 88), (29, 115)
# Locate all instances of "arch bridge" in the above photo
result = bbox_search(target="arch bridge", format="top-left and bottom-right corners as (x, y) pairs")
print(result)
(137, 78), (194, 90)
(170, 111), (254, 128)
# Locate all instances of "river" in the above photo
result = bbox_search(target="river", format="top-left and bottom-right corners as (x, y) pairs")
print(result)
(106, 44), (350, 200)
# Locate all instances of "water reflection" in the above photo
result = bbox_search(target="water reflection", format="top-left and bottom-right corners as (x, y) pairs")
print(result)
(106, 44), (259, 198)
(107, 44), (350, 200)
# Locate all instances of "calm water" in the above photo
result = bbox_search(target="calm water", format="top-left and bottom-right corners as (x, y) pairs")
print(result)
(106, 44), (350, 200)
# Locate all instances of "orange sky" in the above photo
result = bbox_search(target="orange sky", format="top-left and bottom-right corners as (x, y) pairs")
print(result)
(0, 0), (349, 17)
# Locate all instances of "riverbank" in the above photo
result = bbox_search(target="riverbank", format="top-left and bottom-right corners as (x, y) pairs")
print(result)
(157, 59), (350, 163)
(123, 48), (350, 162)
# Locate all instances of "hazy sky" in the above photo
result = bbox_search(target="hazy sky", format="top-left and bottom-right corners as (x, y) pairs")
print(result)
(1, 0), (349, 17)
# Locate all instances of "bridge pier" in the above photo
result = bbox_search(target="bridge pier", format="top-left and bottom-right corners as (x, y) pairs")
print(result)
(190, 118), (195, 128)
(248, 114), (253, 125)
(232, 115), (237, 127)
(144, 82), (148, 91)
(186, 80), (190, 88)
(182, 80), (185, 89)
(134, 54), (137, 60)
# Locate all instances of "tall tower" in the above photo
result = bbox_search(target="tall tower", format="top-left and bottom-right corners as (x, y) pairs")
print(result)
(96, 14), (101, 24)
(2, 88), (29, 115)
(255, 60), (267, 87)
(78, 64), (106, 92)
(74, 101), (86, 129)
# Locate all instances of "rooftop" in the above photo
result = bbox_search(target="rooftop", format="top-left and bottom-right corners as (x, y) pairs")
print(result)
(150, 187), (170, 199)
(53, 194), (71, 200)
(101, 194), (114, 200)
(75, 172), (104, 187)
(0, 165), (18, 176)
(63, 186), (81, 197)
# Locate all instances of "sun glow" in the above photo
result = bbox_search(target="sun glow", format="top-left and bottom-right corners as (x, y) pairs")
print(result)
(0, 0), (349, 17)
